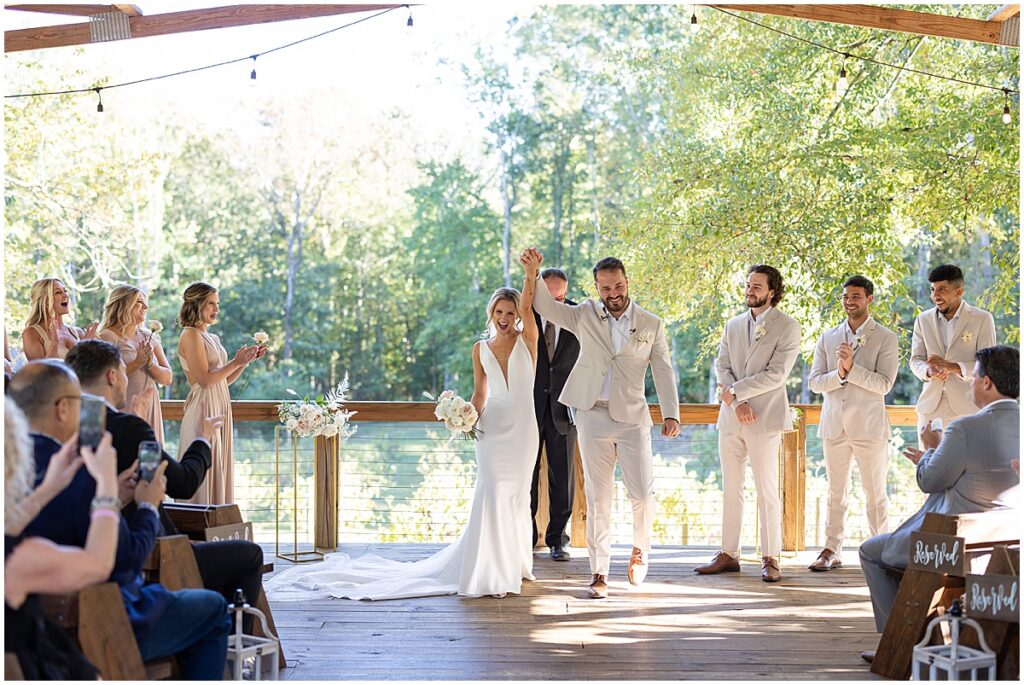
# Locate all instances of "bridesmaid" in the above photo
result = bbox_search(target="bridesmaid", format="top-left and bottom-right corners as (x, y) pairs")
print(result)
(176, 282), (264, 505)
(21, 279), (98, 360)
(97, 285), (173, 444)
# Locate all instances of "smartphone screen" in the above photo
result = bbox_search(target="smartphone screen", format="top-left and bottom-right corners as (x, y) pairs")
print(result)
(79, 396), (106, 450)
(138, 440), (161, 482)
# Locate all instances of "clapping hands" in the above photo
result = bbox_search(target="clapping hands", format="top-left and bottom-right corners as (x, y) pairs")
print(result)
(836, 342), (854, 376)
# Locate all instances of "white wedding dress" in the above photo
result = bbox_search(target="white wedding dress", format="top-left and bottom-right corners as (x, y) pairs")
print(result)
(265, 335), (538, 600)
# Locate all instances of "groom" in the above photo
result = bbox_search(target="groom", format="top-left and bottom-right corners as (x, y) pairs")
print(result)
(523, 249), (680, 599)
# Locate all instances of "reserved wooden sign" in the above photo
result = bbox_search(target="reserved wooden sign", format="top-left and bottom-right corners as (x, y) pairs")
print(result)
(204, 521), (253, 543)
(907, 531), (965, 576)
(966, 574), (1020, 623)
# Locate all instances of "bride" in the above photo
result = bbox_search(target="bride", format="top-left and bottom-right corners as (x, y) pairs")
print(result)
(265, 261), (541, 600)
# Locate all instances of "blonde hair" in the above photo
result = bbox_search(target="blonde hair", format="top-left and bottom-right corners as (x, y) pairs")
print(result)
(100, 284), (144, 338)
(5, 397), (36, 521)
(177, 282), (217, 328)
(484, 287), (522, 336)
(25, 278), (65, 329)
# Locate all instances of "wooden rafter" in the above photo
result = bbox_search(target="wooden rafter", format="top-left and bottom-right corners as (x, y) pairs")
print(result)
(711, 4), (1016, 47)
(5, 4), (138, 16)
(4, 4), (403, 52)
(987, 5), (1020, 22)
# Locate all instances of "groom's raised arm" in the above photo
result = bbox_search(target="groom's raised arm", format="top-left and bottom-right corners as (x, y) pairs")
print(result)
(532, 275), (583, 334)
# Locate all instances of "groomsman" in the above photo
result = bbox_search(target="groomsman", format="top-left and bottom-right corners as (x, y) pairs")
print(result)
(531, 268), (581, 561)
(910, 265), (996, 440)
(807, 276), (898, 572)
(697, 265), (800, 583)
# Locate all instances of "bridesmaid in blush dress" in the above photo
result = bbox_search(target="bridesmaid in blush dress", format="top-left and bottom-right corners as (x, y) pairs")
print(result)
(98, 285), (173, 444)
(21, 279), (99, 361)
(175, 282), (265, 505)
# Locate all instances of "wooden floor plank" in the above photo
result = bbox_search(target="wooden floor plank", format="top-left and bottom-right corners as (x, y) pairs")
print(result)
(261, 543), (881, 680)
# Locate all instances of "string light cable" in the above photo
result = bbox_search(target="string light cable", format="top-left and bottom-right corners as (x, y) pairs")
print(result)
(5, 5), (403, 102)
(711, 6), (1018, 113)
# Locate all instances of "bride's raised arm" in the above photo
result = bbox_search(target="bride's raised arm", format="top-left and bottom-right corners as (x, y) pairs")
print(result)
(519, 269), (539, 358)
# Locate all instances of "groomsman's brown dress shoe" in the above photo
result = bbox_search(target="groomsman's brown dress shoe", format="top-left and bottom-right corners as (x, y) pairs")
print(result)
(627, 547), (648, 586)
(587, 574), (608, 599)
(808, 548), (842, 572)
(761, 556), (782, 582)
(694, 552), (741, 575)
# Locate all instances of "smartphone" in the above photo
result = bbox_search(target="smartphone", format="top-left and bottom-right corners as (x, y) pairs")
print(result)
(79, 396), (106, 451)
(138, 440), (162, 482)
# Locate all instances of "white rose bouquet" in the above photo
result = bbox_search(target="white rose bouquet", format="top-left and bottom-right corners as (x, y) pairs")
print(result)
(425, 389), (481, 441)
(278, 374), (358, 439)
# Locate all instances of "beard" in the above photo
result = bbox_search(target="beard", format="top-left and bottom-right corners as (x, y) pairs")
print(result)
(746, 294), (769, 309)
(602, 294), (629, 313)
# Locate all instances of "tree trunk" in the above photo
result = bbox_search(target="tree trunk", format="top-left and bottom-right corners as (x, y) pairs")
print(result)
(500, 148), (513, 288)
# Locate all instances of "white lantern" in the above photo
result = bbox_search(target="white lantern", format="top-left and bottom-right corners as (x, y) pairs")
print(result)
(225, 590), (282, 680)
(911, 600), (996, 681)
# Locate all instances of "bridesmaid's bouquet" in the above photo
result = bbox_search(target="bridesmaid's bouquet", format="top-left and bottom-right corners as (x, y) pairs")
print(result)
(278, 374), (358, 439)
(425, 390), (481, 441)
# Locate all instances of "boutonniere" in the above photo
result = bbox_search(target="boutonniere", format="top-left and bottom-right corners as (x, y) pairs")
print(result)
(961, 331), (973, 344)
(754, 324), (767, 341)
(854, 333), (868, 350)
(630, 328), (652, 345)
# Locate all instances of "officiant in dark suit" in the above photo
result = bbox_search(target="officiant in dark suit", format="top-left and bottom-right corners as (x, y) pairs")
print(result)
(532, 268), (581, 561)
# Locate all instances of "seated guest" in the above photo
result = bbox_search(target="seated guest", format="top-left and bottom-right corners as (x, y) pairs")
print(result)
(66, 340), (265, 613)
(9, 361), (231, 680)
(859, 346), (1020, 638)
(21, 278), (98, 361)
(5, 397), (120, 679)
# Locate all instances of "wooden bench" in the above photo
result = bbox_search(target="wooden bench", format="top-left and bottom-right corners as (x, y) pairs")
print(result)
(40, 583), (175, 680)
(162, 502), (285, 669)
(871, 509), (1021, 679)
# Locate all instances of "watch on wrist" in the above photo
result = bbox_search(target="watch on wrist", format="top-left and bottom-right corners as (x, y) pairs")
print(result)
(90, 495), (123, 514)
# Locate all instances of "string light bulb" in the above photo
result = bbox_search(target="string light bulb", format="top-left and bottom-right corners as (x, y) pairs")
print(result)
(249, 55), (257, 84)
(94, 88), (104, 113)
(1002, 90), (1012, 125)
(690, 8), (699, 34)
(836, 54), (849, 97)
(406, 7), (413, 27)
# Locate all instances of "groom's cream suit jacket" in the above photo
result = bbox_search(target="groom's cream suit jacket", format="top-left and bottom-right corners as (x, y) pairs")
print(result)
(532, 277), (679, 427)
(910, 302), (996, 417)
(808, 318), (899, 441)
(715, 307), (801, 434)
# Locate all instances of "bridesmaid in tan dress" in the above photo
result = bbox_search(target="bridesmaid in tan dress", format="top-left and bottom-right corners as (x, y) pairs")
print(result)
(21, 278), (99, 360)
(176, 282), (265, 505)
(97, 285), (174, 444)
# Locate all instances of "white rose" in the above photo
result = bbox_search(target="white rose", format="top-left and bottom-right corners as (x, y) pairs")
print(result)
(451, 397), (466, 412)
(323, 423), (339, 437)
(286, 418), (298, 431)
(253, 331), (269, 345)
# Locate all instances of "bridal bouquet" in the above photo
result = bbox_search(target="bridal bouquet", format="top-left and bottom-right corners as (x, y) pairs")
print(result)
(426, 390), (481, 441)
(278, 374), (358, 439)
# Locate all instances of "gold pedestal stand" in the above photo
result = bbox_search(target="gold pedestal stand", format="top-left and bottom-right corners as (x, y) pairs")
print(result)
(275, 426), (323, 563)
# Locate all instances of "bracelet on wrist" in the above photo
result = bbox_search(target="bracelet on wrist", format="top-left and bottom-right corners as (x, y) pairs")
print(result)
(91, 508), (120, 522)
(90, 495), (122, 514)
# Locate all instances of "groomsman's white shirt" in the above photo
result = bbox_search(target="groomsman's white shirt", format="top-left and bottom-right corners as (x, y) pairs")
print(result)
(809, 317), (899, 441)
(910, 302), (996, 420)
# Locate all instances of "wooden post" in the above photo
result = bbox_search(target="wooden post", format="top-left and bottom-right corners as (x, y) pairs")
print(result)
(570, 441), (587, 547)
(314, 434), (339, 550)
(534, 446), (550, 546)
(781, 412), (806, 551)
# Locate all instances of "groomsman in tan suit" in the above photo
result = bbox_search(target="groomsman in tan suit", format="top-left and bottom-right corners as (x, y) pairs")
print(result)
(911, 265), (996, 440)
(697, 265), (801, 582)
(807, 276), (899, 572)
(526, 249), (680, 600)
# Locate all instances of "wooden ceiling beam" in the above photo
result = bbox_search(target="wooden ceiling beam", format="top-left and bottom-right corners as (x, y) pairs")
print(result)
(987, 5), (1020, 22)
(5, 4), (403, 52)
(711, 4), (1011, 46)
(4, 4), (129, 16)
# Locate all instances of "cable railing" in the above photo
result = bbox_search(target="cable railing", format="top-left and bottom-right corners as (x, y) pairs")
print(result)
(160, 401), (926, 553)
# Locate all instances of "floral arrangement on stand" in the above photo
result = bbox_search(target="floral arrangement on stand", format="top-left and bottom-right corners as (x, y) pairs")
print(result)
(425, 390), (481, 441)
(278, 374), (358, 439)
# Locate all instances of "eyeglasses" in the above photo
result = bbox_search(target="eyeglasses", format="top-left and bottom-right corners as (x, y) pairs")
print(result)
(53, 394), (82, 406)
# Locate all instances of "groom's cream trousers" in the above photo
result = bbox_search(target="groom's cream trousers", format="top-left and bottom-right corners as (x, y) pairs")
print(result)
(575, 402), (654, 576)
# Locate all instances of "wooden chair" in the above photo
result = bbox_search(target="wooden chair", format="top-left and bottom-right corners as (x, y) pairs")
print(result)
(162, 503), (285, 669)
(871, 509), (1021, 679)
(40, 583), (174, 680)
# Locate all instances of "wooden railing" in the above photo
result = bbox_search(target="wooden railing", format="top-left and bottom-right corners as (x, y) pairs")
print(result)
(160, 401), (919, 551)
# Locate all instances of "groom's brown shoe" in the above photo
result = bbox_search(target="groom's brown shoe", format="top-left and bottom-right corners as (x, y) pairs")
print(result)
(808, 548), (842, 572)
(694, 552), (741, 575)
(761, 556), (782, 583)
(587, 574), (608, 599)
(627, 547), (648, 586)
